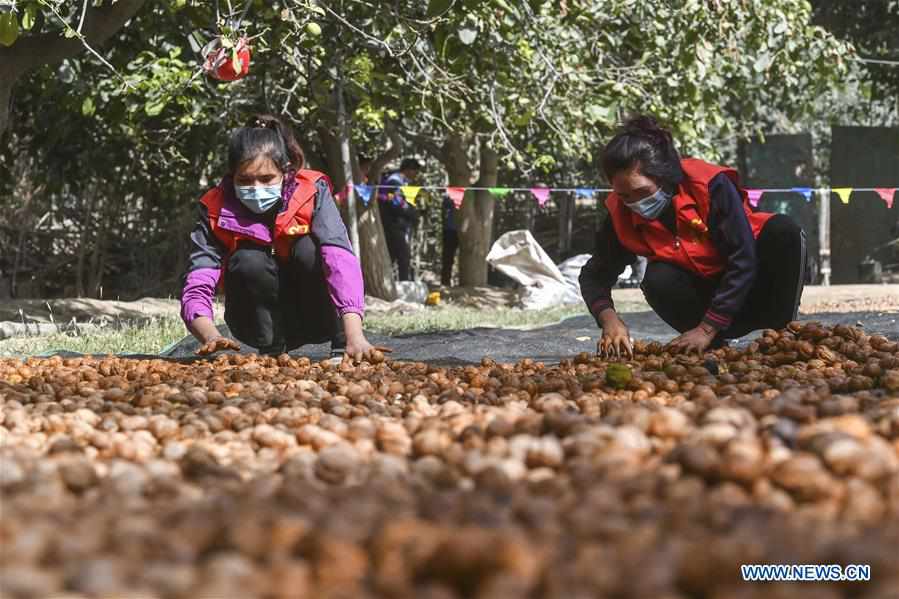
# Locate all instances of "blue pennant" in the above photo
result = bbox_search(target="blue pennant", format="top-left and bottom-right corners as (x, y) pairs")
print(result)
(356, 184), (373, 206)
(791, 187), (813, 202)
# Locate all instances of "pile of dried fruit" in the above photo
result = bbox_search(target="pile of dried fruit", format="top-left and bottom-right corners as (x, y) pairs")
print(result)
(2, 321), (899, 598)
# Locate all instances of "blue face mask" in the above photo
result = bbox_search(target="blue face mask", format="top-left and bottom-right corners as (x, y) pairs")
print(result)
(234, 182), (283, 214)
(625, 187), (672, 220)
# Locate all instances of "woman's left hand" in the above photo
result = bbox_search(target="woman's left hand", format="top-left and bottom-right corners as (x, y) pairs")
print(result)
(345, 334), (393, 363)
(667, 324), (717, 354)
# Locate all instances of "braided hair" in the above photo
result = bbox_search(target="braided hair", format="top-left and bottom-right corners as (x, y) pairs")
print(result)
(228, 114), (305, 174)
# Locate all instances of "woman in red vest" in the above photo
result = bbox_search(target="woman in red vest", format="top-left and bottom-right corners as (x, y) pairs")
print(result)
(580, 116), (806, 356)
(180, 114), (387, 360)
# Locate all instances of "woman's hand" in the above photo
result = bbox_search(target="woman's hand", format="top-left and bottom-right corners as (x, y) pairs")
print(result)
(345, 335), (393, 363)
(597, 309), (633, 359)
(342, 312), (392, 363)
(196, 336), (241, 356)
(667, 323), (717, 354)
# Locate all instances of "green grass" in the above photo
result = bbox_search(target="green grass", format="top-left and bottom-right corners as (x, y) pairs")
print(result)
(0, 305), (589, 358)
(0, 316), (189, 358)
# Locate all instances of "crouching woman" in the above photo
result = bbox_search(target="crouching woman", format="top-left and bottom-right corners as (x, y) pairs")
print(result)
(180, 114), (387, 360)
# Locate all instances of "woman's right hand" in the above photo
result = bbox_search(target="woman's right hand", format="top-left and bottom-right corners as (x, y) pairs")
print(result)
(196, 336), (241, 356)
(597, 309), (633, 359)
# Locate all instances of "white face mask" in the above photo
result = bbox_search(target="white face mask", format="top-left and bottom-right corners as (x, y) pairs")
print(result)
(234, 180), (283, 213)
(625, 187), (673, 220)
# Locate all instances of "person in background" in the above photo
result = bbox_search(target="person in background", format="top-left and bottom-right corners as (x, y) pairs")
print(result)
(180, 114), (388, 361)
(441, 193), (459, 286)
(378, 158), (421, 281)
(358, 156), (372, 184)
(579, 115), (806, 357)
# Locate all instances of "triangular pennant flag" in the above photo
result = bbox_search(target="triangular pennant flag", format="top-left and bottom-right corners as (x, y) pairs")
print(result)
(356, 184), (373, 206)
(833, 187), (852, 205)
(488, 187), (512, 198)
(746, 189), (764, 208)
(531, 187), (551, 207)
(401, 185), (421, 206)
(446, 187), (466, 209)
(875, 188), (897, 209)
(334, 183), (352, 203)
(575, 188), (594, 198)
(792, 187), (813, 202)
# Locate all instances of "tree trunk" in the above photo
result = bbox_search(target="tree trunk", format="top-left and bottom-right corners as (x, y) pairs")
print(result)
(0, 74), (11, 138)
(558, 194), (574, 258)
(88, 194), (111, 298)
(317, 124), (397, 300)
(458, 140), (497, 286)
(335, 69), (360, 254)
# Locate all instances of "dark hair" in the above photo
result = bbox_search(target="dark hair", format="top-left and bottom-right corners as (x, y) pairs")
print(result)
(228, 114), (305, 174)
(400, 158), (422, 171)
(600, 115), (683, 188)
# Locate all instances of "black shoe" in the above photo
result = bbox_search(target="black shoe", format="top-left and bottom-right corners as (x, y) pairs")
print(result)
(259, 341), (287, 356)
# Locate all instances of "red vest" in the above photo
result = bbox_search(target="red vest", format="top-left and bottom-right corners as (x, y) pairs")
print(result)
(606, 158), (773, 278)
(200, 169), (327, 260)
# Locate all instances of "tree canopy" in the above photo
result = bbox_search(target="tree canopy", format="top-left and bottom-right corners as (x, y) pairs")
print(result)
(0, 0), (867, 297)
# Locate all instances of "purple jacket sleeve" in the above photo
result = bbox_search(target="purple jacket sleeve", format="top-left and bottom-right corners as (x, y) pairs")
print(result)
(180, 202), (225, 327)
(311, 181), (365, 317)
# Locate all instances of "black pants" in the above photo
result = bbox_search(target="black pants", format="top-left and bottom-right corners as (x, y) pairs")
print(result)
(224, 236), (346, 354)
(441, 229), (459, 286)
(641, 214), (807, 339)
(385, 227), (413, 281)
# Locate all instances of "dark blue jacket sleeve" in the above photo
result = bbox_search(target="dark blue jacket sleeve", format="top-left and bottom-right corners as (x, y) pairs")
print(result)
(703, 173), (758, 329)
(578, 217), (636, 326)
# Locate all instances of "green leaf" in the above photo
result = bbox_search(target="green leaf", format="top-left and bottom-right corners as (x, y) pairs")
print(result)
(426, 0), (452, 18)
(81, 97), (95, 116)
(753, 51), (772, 72)
(144, 98), (166, 116)
(21, 5), (36, 31)
(231, 49), (242, 74)
(458, 27), (477, 45)
(0, 12), (19, 47)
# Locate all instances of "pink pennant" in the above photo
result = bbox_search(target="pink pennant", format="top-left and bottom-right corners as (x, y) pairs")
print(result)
(746, 189), (763, 208)
(531, 187), (551, 207)
(334, 183), (353, 204)
(447, 187), (466, 209)
(875, 188), (897, 209)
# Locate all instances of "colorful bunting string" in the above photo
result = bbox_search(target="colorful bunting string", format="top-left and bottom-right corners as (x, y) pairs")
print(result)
(356, 184), (373, 206)
(792, 187), (813, 202)
(833, 188), (852, 205)
(875, 188), (897, 209)
(332, 183), (897, 211)
(401, 185), (421, 206)
(530, 187), (551, 207)
(746, 189), (764, 208)
(446, 186), (466, 209)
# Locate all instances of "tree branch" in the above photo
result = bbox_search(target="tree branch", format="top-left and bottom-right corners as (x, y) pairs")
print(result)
(1, 0), (147, 80)
(397, 126), (446, 163)
(368, 120), (402, 183)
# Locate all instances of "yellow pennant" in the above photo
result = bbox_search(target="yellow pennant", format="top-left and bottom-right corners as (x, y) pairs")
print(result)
(401, 185), (422, 205)
(833, 188), (853, 204)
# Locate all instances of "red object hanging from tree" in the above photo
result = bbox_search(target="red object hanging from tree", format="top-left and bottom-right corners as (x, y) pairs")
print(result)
(202, 36), (251, 82)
